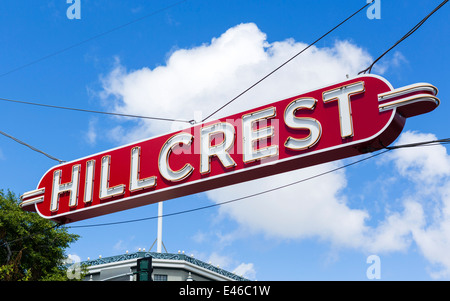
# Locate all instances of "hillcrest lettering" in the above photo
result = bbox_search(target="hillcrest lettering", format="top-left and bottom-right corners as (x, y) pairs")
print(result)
(20, 75), (440, 223)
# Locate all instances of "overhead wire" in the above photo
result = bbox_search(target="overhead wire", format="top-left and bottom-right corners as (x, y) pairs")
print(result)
(385, 138), (450, 150)
(66, 137), (450, 229)
(2, 0), (447, 165)
(0, 0), (372, 126)
(359, 0), (449, 74)
(1, 0), (371, 126)
(201, 0), (374, 123)
(0, 1), (193, 164)
(0, 97), (193, 165)
(69, 150), (390, 228)
(0, 96), (194, 124)
(3, 138), (450, 247)
(0, 0), (189, 79)
(0, 129), (65, 164)
(2, 2), (449, 241)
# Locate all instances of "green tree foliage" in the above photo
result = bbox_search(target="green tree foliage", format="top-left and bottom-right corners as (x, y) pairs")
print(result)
(0, 190), (80, 280)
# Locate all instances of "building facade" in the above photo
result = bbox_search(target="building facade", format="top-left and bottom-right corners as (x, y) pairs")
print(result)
(81, 251), (249, 281)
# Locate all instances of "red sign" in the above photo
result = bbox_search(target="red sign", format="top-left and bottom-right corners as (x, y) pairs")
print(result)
(20, 75), (439, 223)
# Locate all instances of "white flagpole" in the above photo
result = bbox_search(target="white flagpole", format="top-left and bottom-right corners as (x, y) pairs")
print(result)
(157, 202), (163, 253)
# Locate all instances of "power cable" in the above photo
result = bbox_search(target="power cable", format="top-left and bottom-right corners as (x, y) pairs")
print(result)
(0, 96), (193, 164)
(0, 0), (189, 79)
(0, 1), (194, 162)
(2, 0), (448, 243)
(0, 129), (65, 164)
(385, 138), (450, 150)
(69, 149), (389, 229)
(201, 0), (374, 123)
(4, 137), (449, 247)
(67, 137), (450, 229)
(359, 0), (449, 74)
(0, 96), (194, 124)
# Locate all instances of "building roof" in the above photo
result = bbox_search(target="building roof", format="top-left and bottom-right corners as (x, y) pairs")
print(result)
(82, 251), (249, 281)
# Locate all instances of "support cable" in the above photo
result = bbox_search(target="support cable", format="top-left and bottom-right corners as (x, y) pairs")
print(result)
(201, 0), (374, 123)
(384, 138), (450, 150)
(69, 149), (390, 228)
(0, 0), (189, 79)
(3, 137), (449, 246)
(0, 129), (65, 164)
(67, 137), (450, 229)
(359, 0), (449, 74)
(0, 96), (194, 124)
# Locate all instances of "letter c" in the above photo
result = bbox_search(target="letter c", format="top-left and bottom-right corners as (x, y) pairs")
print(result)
(158, 132), (194, 182)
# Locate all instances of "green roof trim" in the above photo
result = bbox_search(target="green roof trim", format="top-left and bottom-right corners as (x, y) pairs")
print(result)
(82, 251), (250, 281)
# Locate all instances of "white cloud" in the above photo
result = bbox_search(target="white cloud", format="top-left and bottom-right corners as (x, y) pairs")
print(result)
(203, 251), (255, 279)
(233, 262), (256, 280)
(365, 200), (425, 253)
(206, 252), (232, 269)
(98, 23), (375, 249)
(206, 162), (369, 249)
(96, 22), (450, 278)
(376, 131), (450, 278)
(96, 22), (376, 246)
(387, 131), (450, 186)
(191, 231), (207, 244)
(372, 50), (408, 74)
(99, 22), (373, 143)
(113, 239), (126, 252)
(85, 118), (98, 145)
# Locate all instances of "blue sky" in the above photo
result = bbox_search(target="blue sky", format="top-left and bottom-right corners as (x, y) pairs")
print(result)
(1, 0), (449, 280)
